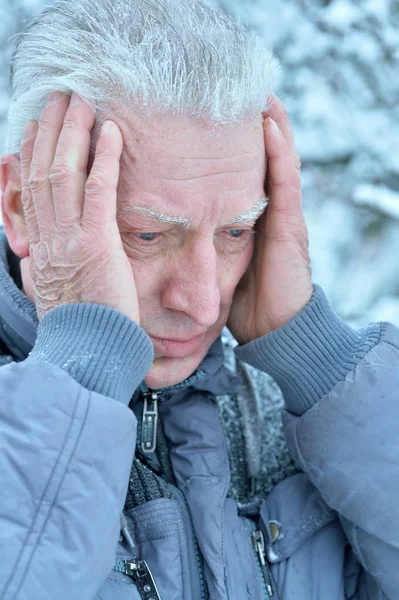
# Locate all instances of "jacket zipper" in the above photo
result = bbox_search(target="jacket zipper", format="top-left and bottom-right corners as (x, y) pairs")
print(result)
(171, 486), (209, 600)
(141, 391), (159, 453)
(136, 388), (207, 598)
(114, 558), (161, 599)
(251, 530), (274, 598)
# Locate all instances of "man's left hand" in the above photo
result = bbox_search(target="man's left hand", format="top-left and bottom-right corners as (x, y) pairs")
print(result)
(228, 94), (313, 345)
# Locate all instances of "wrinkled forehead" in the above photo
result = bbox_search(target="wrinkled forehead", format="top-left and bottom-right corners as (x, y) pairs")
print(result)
(112, 113), (266, 230)
(114, 106), (264, 163)
(114, 107), (266, 194)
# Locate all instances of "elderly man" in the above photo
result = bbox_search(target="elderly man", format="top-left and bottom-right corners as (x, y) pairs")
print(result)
(0, 0), (398, 599)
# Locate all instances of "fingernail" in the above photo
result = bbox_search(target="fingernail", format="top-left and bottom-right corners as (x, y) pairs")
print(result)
(47, 90), (64, 104)
(22, 120), (37, 142)
(267, 117), (278, 130)
(102, 120), (115, 135)
(70, 92), (83, 107)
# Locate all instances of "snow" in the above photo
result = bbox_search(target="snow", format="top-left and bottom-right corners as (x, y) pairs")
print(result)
(0, 0), (398, 327)
(321, 0), (361, 32)
(353, 184), (399, 220)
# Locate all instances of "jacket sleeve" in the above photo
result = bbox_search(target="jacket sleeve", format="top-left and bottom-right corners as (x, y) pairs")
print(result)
(0, 303), (153, 600)
(235, 285), (399, 600)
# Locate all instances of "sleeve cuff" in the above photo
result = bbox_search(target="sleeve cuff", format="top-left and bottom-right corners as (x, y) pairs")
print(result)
(234, 285), (382, 415)
(28, 303), (154, 405)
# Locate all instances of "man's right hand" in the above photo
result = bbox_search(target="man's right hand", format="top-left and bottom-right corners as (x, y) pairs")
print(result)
(20, 91), (140, 324)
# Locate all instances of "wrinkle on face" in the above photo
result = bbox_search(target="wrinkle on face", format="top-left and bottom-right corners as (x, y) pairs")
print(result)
(116, 107), (265, 203)
(112, 106), (266, 388)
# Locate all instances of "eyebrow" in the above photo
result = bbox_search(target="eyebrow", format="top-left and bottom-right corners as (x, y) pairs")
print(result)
(119, 196), (269, 230)
(133, 206), (193, 230)
(229, 197), (269, 224)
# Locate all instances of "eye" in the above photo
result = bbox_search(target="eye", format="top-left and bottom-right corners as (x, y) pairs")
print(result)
(138, 232), (158, 241)
(227, 229), (245, 238)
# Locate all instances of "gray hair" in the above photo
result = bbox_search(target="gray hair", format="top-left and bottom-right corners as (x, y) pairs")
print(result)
(6, 0), (280, 155)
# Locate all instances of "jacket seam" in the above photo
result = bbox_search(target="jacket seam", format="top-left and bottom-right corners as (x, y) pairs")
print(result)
(15, 388), (91, 598)
(5, 387), (90, 600)
(1, 384), (82, 597)
(276, 511), (337, 558)
(376, 337), (399, 356)
(219, 420), (231, 592)
(174, 501), (190, 600)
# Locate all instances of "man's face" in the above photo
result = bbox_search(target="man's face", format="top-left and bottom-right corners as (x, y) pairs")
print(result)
(113, 109), (266, 389)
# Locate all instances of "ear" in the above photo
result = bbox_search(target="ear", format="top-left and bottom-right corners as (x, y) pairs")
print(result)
(0, 154), (30, 259)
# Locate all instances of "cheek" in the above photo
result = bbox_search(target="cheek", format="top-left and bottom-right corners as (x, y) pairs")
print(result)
(126, 255), (161, 309)
(219, 239), (254, 301)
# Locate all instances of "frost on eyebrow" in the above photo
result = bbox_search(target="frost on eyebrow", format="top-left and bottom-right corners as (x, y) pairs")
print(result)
(230, 197), (269, 224)
(133, 205), (192, 230)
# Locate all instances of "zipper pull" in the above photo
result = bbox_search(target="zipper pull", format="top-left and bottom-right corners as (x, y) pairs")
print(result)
(120, 513), (135, 553)
(252, 530), (274, 597)
(124, 559), (162, 600)
(141, 391), (159, 453)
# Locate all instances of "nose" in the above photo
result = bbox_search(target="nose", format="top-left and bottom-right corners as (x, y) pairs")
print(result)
(161, 238), (221, 327)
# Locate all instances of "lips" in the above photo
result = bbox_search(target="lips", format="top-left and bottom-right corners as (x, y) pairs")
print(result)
(150, 333), (205, 358)
(155, 335), (202, 343)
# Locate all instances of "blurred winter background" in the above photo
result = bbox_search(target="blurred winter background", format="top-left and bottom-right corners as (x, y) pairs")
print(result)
(1, 0), (398, 326)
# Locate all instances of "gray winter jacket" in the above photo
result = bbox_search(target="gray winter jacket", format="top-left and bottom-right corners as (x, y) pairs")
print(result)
(0, 226), (398, 600)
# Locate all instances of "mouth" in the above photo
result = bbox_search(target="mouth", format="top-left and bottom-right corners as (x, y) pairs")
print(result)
(149, 333), (206, 358)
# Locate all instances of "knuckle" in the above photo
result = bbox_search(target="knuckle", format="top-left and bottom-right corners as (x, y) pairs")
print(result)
(20, 154), (32, 171)
(274, 170), (301, 192)
(54, 219), (79, 235)
(287, 168), (302, 189)
(29, 167), (48, 190)
(48, 162), (73, 186)
(62, 114), (80, 131)
(94, 144), (112, 159)
(21, 184), (32, 205)
(85, 172), (110, 194)
(37, 116), (52, 132)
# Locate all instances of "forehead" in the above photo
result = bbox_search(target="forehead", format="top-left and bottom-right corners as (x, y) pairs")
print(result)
(115, 107), (266, 223)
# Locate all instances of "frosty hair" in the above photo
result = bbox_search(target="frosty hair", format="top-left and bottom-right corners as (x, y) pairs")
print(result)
(6, 0), (280, 155)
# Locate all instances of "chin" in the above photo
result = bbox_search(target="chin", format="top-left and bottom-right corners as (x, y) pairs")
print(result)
(143, 330), (219, 390)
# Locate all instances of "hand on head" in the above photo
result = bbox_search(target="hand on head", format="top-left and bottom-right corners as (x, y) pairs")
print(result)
(4, 89), (311, 348)
(16, 91), (140, 323)
(228, 94), (313, 344)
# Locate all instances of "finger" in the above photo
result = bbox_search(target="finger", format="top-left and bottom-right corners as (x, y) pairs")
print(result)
(263, 116), (302, 215)
(82, 120), (123, 226)
(30, 91), (70, 234)
(264, 94), (299, 160)
(50, 92), (96, 225)
(20, 120), (40, 244)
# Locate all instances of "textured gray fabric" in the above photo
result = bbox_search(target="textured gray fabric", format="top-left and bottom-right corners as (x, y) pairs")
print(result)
(235, 284), (382, 416)
(124, 459), (173, 508)
(216, 332), (298, 503)
(29, 302), (154, 405)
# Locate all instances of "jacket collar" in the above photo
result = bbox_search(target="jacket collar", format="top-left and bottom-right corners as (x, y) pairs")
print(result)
(0, 227), (38, 359)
